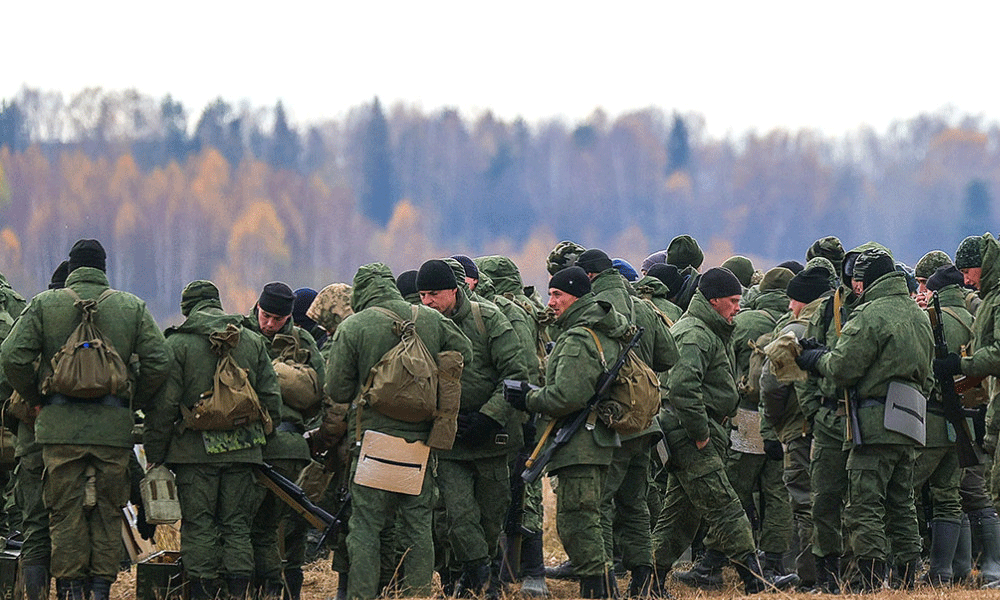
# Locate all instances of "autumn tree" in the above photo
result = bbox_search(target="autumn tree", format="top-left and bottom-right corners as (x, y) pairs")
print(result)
(268, 101), (300, 171)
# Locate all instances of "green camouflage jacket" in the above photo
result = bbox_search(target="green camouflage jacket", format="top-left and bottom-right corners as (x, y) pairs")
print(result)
(634, 275), (683, 325)
(962, 233), (1000, 379)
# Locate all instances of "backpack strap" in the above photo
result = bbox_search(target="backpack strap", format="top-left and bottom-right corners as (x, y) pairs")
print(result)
(642, 298), (674, 328)
(833, 288), (844, 337)
(581, 327), (608, 370)
(470, 301), (487, 338)
(941, 306), (975, 336)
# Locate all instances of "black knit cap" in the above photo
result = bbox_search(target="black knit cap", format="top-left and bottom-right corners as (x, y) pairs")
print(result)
(854, 249), (895, 289)
(258, 282), (295, 316)
(576, 248), (613, 274)
(451, 255), (479, 280)
(293, 288), (318, 329)
(396, 270), (419, 297)
(698, 267), (743, 300)
(67, 239), (106, 273)
(49, 260), (70, 289)
(786, 267), (834, 303)
(647, 263), (684, 297)
(927, 264), (965, 292)
(549, 266), (591, 298)
(776, 260), (804, 275)
(417, 259), (458, 291)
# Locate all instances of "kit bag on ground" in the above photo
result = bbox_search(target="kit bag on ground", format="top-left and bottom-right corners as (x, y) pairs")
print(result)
(271, 329), (323, 412)
(181, 324), (272, 433)
(584, 327), (661, 435)
(361, 306), (439, 423)
(43, 289), (131, 400)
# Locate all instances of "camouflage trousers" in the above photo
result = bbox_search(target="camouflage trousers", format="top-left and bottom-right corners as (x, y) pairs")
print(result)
(844, 443), (920, 562)
(961, 462), (993, 513)
(347, 456), (436, 600)
(554, 464), (608, 577)
(725, 450), (792, 554)
(175, 462), (265, 579)
(15, 449), (50, 566)
(810, 409), (848, 558)
(913, 445), (962, 521)
(252, 458), (307, 581)
(434, 455), (510, 567)
(783, 435), (816, 583)
(651, 421), (755, 568)
(601, 436), (652, 570)
(41, 444), (129, 580)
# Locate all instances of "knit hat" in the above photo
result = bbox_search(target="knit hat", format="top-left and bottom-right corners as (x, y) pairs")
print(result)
(547, 241), (586, 275)
(181, 280), (222, 316)
(759, 267), (795, 291)
(548, 266), (591, 298)
(257, 282), (295, 316)
(396, 270), (418, 297)
(292, 288), (318, 329)
(721, 256), (755, 287)
(417, 259), (458, 291)
(67, 239), (106, 273)
(786, 267), (834, 303)
(777, 260), (804, 275)
(647, 263), (685, 298)
(807, 237), (846, 276)
(666, 235), (704, 270)
(914, 250), (953, 280)
(853, 249), (895, 288)
(577, 249), (613, 274)
(698, 267), (742, 300)
(612, 259), (639, 282)
(927, 264), (965, 291)
(641, 251), (668, 273)
(955, 236), (984, 269)
(451, 254), (479, 281)
(48, 260), (69, 290)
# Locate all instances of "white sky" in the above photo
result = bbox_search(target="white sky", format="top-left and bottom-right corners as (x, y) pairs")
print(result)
(6, 1), (999, 137)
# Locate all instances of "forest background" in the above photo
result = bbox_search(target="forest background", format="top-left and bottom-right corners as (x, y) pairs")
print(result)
(0, 88), (993, 323)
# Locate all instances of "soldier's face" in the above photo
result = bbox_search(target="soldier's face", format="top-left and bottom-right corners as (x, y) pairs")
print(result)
(708, 294), (741, 322)
(788, 299), (807, 318)
(420, 288), (458, 315)
(961, 267), (982, 290)
(547, 288), (578, 318)
(258, 308), (291, 339)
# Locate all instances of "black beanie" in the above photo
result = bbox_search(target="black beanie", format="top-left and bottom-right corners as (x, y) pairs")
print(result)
(576, 248), (613, 274)
(854, 250), (896, 289)
(647, 263), (684, 297)
(451, 254), (479, 280)
(776, 260), (804, 275)
(549, 266), (592, 298)
(67, 239), (106, 273)
(698, 267), (743, 300)
(417, 259), (458, 291)
(396, 270), (419, 297)
(258, 282), (295, 316)
(786, 267), (833, 303)
(49, 260), (70, 289)
(293, 288), (318, 329)
(927, 264), (965, 292)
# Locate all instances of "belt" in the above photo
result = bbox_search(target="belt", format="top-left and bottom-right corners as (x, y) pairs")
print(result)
(858, 397), (887, 409)
(276, 421), (305, 434)
(46, 393), (127, 409)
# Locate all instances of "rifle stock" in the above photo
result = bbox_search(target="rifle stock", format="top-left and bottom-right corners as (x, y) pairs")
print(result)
(254, 463), (350, 553)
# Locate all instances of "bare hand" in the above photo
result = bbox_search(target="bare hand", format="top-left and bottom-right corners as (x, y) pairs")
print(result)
(695, 438), (709, 450)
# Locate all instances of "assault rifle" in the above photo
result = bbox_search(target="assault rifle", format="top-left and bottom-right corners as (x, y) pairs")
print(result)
(930, 293), (982, 468)
(518, 327), (645, 484)
(254, 463), (350, 554)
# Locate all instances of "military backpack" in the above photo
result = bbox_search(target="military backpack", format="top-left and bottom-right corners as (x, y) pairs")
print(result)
(271, 328), (323, 413)
(361, 306), (439, 423)
(583, 327), (661, 435)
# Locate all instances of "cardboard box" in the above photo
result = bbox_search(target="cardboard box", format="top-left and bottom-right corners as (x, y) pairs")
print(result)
(135, 550), (186, 600)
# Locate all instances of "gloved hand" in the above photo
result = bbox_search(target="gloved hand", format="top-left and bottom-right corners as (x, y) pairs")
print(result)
(763, 439), (784, 461)
(796, 348), (829, 374)
(933, 353), (963, 379)
(799, 337), (825, 351)
(503, 380), (531, 411)
(456, 412), (503, 447)
(135, 501), (157, 541)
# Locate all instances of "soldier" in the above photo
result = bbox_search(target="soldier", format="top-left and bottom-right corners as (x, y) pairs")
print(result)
(635, 264), (684, 325)
(650, 267), (766, 595)
(417, 259), (528, 596)
(503, 266), (628, 598)
(143, 281), (282, 600)
(1, 239), (171, 600)
(913, 251), (952, 309)
(244, 282), (324, 600)
(325, 263), (472, 600)
(664, 235), (704, 311)
(292, 287), (328, 349)
(797, 248), (933, 591)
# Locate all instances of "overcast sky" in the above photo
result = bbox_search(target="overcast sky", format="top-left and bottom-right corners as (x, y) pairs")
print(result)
(6, 1), (997, 137)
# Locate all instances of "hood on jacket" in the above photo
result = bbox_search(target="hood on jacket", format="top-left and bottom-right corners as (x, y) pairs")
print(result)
(979, 233), (1000, 299)
(351, 263), (405, 312)
(475, 255), (525, 297)
(843, 241), (893, 282)
(684, 289), (736, 341)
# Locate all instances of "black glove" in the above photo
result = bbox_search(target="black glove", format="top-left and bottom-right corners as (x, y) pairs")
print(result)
(135, 501), (157, 541)
(456, 412), (502, 447)
(933, 352), (962, 379)
(503, 379), (531, 411)
(763, 439), (784, 461)
(799, 337), (824, 351)
(795, 348), (828, 374)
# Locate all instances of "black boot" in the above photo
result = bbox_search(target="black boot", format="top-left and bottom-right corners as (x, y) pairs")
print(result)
(972, 507), (1000, 585)
(954, 514), (972, 583)
(544, 559), (577, 580)
(579, 573), (614, 599)
(815, 555), (841, 594)
(732, 552), (767, 594)
(20, 564), (50, 600)
(438, 569), (458, 597)
(519, 531), (549, 597)
(628, 565), (653, 598)
(926, 519), (960, 585)
(455, 562), (490, 597)
(334, 573), (347, 600)
(856, 558), (885, 593)
(55, 579), (86, 600)
(227, 577), (251, 600)
(649, 567), (672, 599)
(282, 568), (303, 600)
(891, 560), (917, 590)
(187, 578), (218, 600)
(671, 548), (726, 590)
(90, 577), (112, 600)
(762, 552), (800, 589)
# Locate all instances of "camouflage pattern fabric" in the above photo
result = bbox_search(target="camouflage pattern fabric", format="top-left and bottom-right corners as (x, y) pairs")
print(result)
(307, 283), (354, 336)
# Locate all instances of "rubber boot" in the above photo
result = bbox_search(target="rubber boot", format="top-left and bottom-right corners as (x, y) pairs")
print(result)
(282, 568), (303, 600)
(455, 562), (490, 598)
(20, 565), (50, 600)
(972, 507), (1000, 585)
(926, 519), (960, 585)
(187, 578), (216, 600)
(90, 577), (112, 600)
(762, 552), (800, 589)
(856, 558), (885, 593)
(544, 559), (577, 580)
(671, 548), (726, 590)
(519, 531), (549, 597)
(628, 565), (653, 598)
(954, 514), (972, 583)
(227, 576), (251, 600)
(815, 555), (841, 594)
(891, 560), (917, 590)
(55, 579), (86, 600)
(650, 566), (672, 599)
(334, 573), (348, 600)
(579, 572), (615, 599)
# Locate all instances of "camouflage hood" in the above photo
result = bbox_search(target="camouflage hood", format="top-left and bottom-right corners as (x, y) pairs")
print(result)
(351, 263), (404, 312)
(635, 275), (670, 299)
(168, 306), (246, 338)
(747, 288), (790, 316)
(475, 255), (525, 297)
(980, 234), (1000, 299)
(556, 294), (631, 342)
(307, 282), (354, 334)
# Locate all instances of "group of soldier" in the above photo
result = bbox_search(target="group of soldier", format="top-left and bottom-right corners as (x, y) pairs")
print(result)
(1, 231), (1000, 600)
